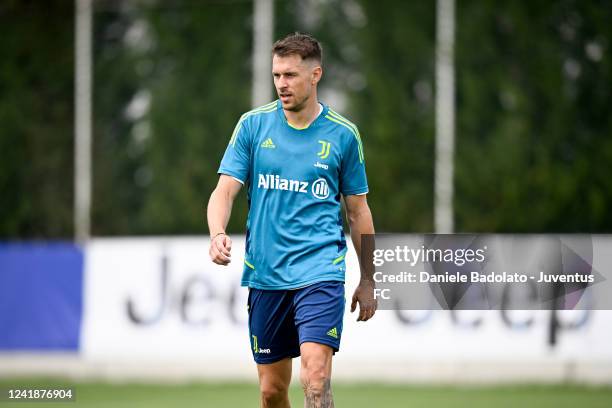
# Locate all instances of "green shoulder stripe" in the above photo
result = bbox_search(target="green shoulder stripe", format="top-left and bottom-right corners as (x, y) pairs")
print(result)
(324, 114), (364, 163)
(328, 109), (358, 132)
(327, 110), (364, 157)
(328, 110), (362, 142)
(326, 110), (364, 162)
(229, 101), (278, 146)
(241, 100), (277, 119)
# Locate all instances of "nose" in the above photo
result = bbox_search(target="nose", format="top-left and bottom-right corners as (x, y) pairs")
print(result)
(276, 75), (288, 89)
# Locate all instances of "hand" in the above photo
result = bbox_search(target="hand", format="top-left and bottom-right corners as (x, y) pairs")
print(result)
(209, 233), (232, 265)
(350, 279), (377, 321)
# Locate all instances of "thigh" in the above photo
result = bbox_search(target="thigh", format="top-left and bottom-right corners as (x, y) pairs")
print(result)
(294, 281), (345, 352)
(257, 357), (292, 391)
(300, 341), (333, 376)
(248, 288), (301, 364)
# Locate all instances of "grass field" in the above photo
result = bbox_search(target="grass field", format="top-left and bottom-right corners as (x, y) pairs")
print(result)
(1, 379), (611, 407)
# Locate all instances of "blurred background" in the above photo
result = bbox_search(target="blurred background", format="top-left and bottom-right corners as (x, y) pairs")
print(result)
(1, 0), (612, 407)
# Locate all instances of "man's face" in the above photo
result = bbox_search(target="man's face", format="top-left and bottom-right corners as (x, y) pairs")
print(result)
(272, 54), (321, 112)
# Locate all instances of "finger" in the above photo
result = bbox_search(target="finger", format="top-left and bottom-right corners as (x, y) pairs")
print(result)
(215, 255), (230, 265)
(213, 257), (227, 266)
(350, 296), (357, 313)
(364, 307), (375, 321)
(216, 239), (231, 258)
(209, 244), (221, 262)
(211, 244), (230, 265)
(217, 252), (231, 264)
(225, 236), (232, 252)
(215, 238), (229, 255)
(365, 302), (375, 319)
(361, 306), (370, 321)
(358, 304), (367, 321)
(368, 300), (376, 314)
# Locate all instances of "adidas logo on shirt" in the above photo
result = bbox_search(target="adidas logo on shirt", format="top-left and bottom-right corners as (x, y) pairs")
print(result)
(261, 138), (276, 148)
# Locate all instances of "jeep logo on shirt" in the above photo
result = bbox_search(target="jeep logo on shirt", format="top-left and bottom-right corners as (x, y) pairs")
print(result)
(257, 174), (329, 200)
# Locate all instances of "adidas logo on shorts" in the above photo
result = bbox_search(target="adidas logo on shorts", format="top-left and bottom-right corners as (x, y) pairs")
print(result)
(326, 327), (338, 339)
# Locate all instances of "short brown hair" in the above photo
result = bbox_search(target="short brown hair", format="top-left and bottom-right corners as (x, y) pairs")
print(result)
(272, 32), (322, 64)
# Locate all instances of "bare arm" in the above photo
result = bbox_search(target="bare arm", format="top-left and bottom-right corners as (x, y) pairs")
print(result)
(344, 194), (377, 321)
(207, 175), (243, 265)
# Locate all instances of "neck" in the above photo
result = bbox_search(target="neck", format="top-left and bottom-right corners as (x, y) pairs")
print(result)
(284, 95), (320, 129)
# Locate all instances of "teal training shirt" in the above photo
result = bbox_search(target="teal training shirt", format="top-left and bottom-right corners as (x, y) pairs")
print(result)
(218, 100), (368, 289)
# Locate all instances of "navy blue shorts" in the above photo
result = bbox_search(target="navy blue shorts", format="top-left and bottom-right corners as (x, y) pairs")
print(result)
(247, 281), (345, 364)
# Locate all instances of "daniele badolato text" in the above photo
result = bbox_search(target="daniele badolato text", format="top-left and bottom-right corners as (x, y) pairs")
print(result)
(374, 270), (595, 284)
(371, 245), (595, 285)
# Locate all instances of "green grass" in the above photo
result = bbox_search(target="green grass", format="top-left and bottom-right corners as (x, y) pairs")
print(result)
(0, 378), (611, 407)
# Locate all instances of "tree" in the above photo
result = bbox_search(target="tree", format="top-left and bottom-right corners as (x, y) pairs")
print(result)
(0, 0), (74, 238)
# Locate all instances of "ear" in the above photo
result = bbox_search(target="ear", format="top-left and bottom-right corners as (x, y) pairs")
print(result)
(311, 66), (322, 85)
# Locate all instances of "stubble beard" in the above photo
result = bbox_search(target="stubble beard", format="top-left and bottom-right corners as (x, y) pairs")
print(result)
(282, 92), (310, 112)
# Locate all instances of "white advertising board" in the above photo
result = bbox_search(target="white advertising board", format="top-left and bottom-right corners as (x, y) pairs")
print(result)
(80, 237), (612, 382)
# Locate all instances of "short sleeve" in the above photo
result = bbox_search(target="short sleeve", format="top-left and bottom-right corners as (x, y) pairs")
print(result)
(218, 118), (251, 184)
(340, 130), (368, 195)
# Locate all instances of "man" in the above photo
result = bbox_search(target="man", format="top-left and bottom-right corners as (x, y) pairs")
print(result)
(207, 32), (376, 408)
